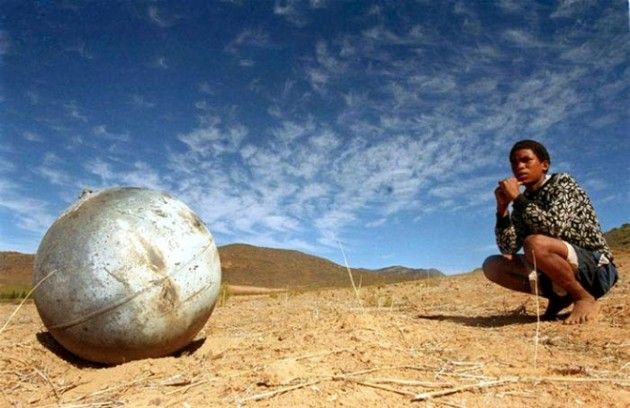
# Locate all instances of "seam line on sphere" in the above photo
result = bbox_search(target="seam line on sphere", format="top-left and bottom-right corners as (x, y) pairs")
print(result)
(47, 243), (214, 330)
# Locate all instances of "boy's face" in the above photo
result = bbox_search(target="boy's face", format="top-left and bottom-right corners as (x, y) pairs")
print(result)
(510, 148), (549, 187)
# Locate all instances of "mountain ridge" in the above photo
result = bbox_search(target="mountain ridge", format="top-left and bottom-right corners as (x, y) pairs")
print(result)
(0, 243), (443, 289)
(3, 223), (626, 289)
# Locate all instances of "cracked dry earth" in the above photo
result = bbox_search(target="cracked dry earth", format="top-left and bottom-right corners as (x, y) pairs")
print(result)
(1, 252), (628, 407)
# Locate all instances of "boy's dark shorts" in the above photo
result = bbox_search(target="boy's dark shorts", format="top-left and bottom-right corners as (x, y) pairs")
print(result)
(539, 245), (618, 300)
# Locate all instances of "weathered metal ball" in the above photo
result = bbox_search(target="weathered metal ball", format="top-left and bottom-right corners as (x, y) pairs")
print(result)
(33, 187), (221, 364)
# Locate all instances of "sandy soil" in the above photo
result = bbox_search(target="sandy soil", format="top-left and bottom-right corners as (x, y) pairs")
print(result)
(1, 254), (628, 407)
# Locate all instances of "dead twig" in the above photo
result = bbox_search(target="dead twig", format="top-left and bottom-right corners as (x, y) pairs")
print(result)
(337, 239), (363, 308)
(33, 367), (61, 401)
(370, 378), (456, 388)
(151, 374), (191, 387)
(533, 376), (630, 386)
(412, 378), (517, 401)
(71, 374), (153, 402)
(530, 250), (541, 369)
(238, 378), (323, 403)
(336, 377), (416, 397)
(0, 269), (59, 335)
(164, 379), (213, 396)
(237, 366), (410, 403)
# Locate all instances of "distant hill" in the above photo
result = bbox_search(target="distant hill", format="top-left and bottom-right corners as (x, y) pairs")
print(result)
(605, 223), (630, 252)
(219, 243), (443, 289)
(4, 222), (627, 289)
(0, 243), (443, 289)
(0, 252), (33, 286)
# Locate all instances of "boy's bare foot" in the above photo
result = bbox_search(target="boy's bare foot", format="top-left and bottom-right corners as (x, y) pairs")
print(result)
(542, 295), (572, 321)
(564, 298), (600, 324)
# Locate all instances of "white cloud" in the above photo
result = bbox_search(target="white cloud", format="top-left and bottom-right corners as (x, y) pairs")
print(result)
(365, 217), (387, 228)
(408, 74), (457, 94)
(151, 56), (169, 69)
(147, 6), (174, 28)
(239, 59), (255, 67)
(119, 161), (169, 191)
(551, 0), (598, 19)
(308, 129), (340, 150)
(274, 0), (307, 27)
(590, 113), (619, 129)
(0, 178), (55, 234)
(64, 101), (88, 122)
(82, 157), (169, 192)
(198, 82), (215, 95)
(315, 40), (346, 74)
(270, 120), (314, 143)
(23, 131), (43, 142)
(428, 176), (498, 204)
(497, 0), (523, 13)
(84, 158), (114, 181)
(92, 125), (130, 142)
(305, 67), (329, 92)
(177, 119), (248, 157)
(362, 25), (406, 45)
(502, 29), (544, 48)
(65, 40), (94, 59)
(36, 166), (72, 186)
(26, 90), (40, 104)
(130, 95), (155, 109)
(465, 78), (498, 95)
(224, 28), (273, 54)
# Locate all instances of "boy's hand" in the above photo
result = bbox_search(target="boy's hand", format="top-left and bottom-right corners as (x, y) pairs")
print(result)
(498, 177), (521, 201)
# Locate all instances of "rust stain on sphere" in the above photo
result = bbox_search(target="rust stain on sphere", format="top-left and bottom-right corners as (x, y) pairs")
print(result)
(33, 188), (221, 364)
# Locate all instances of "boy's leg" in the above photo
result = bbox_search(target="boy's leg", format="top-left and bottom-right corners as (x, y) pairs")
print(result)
(523, 235), (599, 324)
(482, 253), (571, 319)
(482, 254), (532, 294)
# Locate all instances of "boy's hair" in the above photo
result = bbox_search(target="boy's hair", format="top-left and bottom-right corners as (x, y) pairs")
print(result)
(509, 139), (551, 171)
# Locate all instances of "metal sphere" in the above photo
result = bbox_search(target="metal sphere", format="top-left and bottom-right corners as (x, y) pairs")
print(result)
(33, 187), (221, 364)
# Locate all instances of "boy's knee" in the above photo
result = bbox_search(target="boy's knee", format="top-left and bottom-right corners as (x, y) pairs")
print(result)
(482, 255), (502, 281)
(523, 234), (548, 254)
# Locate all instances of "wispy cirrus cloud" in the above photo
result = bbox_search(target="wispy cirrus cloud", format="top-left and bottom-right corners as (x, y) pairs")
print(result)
(65, 40), (94, 59)
(551, 0), (599, 19)
(147, 6), (174, 28)
(177, 117), (247, 157)
(84, 158), (114, 181)
(64, 101), (88, 122)
(497, 0), (523, 14)
(273, 0), (308, 27)
(501, 29), (545, 48)
(26, 90), (40, 105)
(92, 125), (130, 142)
(23, 131), (43, 142)
(130, 95), (155, 109)
(198, 82), (216, 95)
(224, 28), (274, 54)
(154, 56), (169, 69)
(161, 102), (500, 253)
(0, 172), (55, 235)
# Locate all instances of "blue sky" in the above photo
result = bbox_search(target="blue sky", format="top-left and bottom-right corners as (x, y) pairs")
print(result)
(1, 1), (628, 274)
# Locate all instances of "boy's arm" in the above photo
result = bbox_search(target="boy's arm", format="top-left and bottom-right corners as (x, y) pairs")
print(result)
(495, 213), (523, 255)
(493, 184), (523, 254)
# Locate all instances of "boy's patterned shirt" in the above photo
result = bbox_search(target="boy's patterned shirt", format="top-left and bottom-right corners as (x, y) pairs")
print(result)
(495, 173), (613, 261)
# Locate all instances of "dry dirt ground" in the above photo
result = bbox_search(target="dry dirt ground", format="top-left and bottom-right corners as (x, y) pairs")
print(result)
(1, 254), (628, 407)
